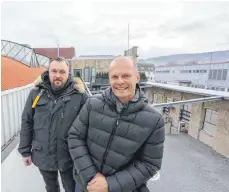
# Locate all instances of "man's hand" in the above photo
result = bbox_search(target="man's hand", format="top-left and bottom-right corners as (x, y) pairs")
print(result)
(23, 156), (32, 166)
(87, 173), (108, 192)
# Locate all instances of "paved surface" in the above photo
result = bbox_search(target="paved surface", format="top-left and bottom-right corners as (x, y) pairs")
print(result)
(1, 134), (20, 163)
(147, 134), (229, 192)
(2, 134), (229, 192)
(1, 144), (64, 192)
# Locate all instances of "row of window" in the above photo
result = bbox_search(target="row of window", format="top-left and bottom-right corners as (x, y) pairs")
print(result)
(155, 70), (170, 73)
(208, 69), (228, 80)
(180, 69), (207, 73)
(138, 67), (154, 71)
(155, 69), (229, 79)
(156, 69), (208, 74)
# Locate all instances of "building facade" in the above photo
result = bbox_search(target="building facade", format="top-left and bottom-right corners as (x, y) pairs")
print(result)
(70, 55), (117, 85)
(146, 83), (229, 158)
(154, 61), (229, 91)
(137, 63), (155, 81)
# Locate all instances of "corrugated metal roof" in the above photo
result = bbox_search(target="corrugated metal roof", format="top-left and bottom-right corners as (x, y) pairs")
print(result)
(34, 47), (75, 59)
(1, 56), (47, 91)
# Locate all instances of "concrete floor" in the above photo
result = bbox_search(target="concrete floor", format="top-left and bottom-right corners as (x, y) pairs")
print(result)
(147, 134), (229, 192)
(2, 134), (229, 192)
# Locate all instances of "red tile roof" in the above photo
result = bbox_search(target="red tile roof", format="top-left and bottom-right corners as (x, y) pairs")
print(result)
(34, 47), (75, 59)
(1, 56), (47, 91)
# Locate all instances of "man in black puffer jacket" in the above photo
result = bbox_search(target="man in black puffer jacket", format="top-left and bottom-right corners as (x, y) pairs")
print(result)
(68, 56), (165, 192)
(18, 58), (88, 192)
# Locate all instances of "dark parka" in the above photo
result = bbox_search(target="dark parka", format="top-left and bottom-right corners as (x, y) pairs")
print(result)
(68, 86), (165, 192)
(18, 71), (88, 171)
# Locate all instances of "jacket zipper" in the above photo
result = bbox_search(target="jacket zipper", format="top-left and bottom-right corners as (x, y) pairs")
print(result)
(100, 114), (120, 173)
(48, 91), (71, 152)
(48, 98), (58, 152)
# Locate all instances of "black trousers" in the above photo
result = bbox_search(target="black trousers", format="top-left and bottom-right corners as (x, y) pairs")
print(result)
(39, 167), (75, 192)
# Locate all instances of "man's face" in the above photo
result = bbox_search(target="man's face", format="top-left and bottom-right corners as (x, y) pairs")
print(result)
(109, 61), (140, 102)
(49, 60), (69, 88)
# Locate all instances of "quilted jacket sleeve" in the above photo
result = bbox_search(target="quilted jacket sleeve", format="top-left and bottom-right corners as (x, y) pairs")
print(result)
(106, 116), (165, 192)
(68, 99), (97, 189)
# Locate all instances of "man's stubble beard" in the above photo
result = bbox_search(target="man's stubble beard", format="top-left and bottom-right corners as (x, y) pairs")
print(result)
(51, 82), (65, 90)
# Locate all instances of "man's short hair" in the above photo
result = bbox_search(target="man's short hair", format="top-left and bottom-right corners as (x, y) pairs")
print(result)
(49, 57), (69, 69)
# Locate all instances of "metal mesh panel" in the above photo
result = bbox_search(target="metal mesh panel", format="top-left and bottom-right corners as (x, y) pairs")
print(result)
(1, 40), (50, 68)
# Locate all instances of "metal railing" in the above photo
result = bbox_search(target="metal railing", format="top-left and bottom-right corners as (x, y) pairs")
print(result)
(1, 84), (33, 150)
(1, 40), (50, 68)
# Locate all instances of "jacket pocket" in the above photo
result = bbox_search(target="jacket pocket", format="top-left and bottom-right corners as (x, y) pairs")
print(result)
(33, 113), (49, 130)
(32, 140), (43, 151)
(31, 140), (44, 167)
(33, 97), (50, 130)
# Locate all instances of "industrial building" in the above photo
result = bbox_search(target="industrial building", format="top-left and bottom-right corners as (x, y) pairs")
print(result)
(154, 61), (229, 91)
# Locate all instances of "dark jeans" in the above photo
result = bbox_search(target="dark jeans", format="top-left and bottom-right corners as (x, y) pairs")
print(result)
(75, 184), (81, 192)
(39, 167), (75, 192)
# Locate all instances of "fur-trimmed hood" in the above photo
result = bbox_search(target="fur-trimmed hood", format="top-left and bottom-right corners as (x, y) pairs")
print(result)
(33, 75), (85, 94)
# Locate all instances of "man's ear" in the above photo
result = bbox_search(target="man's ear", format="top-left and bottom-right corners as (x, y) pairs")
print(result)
(136, 73), (140, 83)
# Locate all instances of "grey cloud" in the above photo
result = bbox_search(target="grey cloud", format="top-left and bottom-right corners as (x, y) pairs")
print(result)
(2, 1), (229, 58)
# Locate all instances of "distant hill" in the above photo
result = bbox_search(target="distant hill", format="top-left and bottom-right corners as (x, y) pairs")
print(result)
(145, 50), (229, 66)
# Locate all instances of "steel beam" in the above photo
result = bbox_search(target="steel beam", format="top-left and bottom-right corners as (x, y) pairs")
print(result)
(13, 46), (24, 59)
(5, 43), (16, 56)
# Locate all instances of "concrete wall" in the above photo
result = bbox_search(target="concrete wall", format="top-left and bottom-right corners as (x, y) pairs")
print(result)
(202, 100), (229, 157)
(147, 86), (229, 158)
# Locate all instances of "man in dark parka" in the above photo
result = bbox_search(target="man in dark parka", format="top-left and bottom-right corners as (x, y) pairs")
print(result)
(18, 58), (88, 192)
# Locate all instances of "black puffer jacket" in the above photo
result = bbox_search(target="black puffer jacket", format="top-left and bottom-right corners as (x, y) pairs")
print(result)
(18, 71), (88, 171)
(68, 86), (165, 192)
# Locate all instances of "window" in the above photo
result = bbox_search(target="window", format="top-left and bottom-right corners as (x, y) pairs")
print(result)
(209, 70), (213, 79)
(183, 104), (192, 112)
(91, 67), (96, 83)
(220, 87), (225, 91)
(213, 70), (217, 80)
(73, 69), (82, 77)
(222, 69), (228, 80)
(203, 109), (218, 136)
(153, 93), (157, 103)
(209, 69), (227, 80)
(84, 67), (90, 82)
(200, 69), (207, 73)
(217, 69), (222, 80)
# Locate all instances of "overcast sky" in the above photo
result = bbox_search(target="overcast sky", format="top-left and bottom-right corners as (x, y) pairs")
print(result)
(1, 0), (229, 58)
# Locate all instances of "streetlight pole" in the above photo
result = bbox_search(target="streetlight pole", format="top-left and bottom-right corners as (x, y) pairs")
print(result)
(128, 23), (130, 50)
(56, 39), (59, 57)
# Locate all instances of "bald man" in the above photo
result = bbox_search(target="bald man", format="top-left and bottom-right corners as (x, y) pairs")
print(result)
(68, 57), (165, 192)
